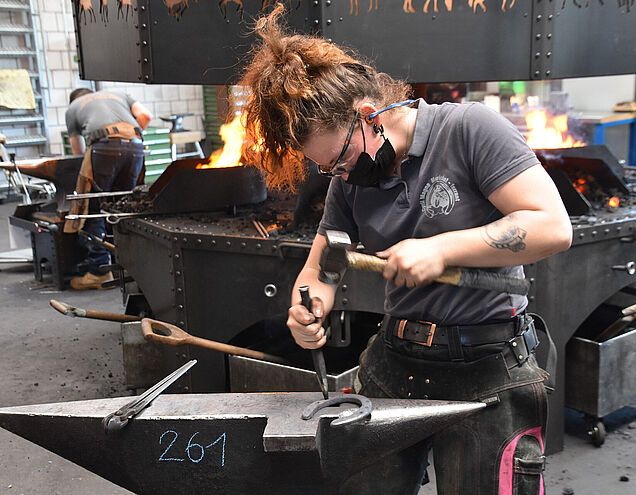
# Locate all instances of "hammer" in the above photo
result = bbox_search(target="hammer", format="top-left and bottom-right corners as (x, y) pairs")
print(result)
(319, 230), (531, 296)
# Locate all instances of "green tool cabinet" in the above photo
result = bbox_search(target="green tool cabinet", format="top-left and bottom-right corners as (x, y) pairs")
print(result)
(141, 127), (172, 183)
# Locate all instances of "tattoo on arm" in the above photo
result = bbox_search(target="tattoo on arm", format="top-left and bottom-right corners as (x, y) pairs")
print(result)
(481, 214), (527, 252)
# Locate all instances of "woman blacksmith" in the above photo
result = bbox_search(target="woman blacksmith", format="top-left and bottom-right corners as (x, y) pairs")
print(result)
(240, 5), (572, 494)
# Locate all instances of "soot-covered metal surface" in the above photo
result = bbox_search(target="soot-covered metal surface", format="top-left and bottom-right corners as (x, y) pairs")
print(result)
(72, 1), (636, 85)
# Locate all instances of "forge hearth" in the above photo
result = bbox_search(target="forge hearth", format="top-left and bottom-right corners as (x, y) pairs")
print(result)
(535, 145), (633, 216)
(104, 160), (267, 215)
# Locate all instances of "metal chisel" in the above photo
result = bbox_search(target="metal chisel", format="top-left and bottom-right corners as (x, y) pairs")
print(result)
(299, 286), (329, 400)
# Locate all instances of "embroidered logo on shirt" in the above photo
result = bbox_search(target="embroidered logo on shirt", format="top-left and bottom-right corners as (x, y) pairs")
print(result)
(420, 176), (460, 218)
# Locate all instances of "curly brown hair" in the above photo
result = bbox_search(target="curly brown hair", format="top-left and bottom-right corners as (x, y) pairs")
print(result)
(239, 3), (411, 190)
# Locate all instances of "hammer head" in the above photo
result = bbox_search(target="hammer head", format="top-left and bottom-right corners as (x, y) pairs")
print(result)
(318, 230), (353, 285)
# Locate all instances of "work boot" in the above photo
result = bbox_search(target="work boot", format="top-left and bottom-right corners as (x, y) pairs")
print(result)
(70, 271), (115, 290)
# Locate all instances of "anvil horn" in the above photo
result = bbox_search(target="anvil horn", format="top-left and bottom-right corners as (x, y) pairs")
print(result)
(313, 399), (486, 493)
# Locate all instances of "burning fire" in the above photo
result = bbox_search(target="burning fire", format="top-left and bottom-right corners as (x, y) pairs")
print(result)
(197, 115), (245, 169)
(196, 113), (265, 169)
(525, 109), (585, 149)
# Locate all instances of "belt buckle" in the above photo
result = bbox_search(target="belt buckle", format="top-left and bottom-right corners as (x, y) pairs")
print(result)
(397, 319), (436, 347)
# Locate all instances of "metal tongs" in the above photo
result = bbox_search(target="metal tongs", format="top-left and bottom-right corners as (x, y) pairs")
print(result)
(102, 359), (197, 434)
(65, 210), (148, 224)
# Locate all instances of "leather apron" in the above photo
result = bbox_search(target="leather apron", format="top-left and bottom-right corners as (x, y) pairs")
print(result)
(64, 121), (141, 233)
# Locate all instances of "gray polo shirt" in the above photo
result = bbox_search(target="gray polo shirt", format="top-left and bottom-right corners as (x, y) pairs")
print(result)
(65, 89), (138, 137)
(318, 100), (539, 324)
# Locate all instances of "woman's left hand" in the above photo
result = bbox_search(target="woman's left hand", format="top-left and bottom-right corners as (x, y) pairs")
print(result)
(376, 238), (446, 289)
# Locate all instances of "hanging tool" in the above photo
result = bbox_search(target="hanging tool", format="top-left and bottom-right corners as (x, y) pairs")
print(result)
(65, 211), (149, 224)
(299, 286), (329, 400)
(320, 230), (531, 295)
(102, 359), (197, 434)
(141, 318), (291, 366)
(49, 300), (141, 322)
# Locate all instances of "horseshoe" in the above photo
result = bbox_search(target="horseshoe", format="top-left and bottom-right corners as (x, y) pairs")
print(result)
(301, 394), (373, 427)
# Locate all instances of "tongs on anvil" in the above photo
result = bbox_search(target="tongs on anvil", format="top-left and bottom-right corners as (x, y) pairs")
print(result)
(102, 359), (197, 434)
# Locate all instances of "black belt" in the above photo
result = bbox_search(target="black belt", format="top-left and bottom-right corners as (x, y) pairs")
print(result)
(88, 126), (142, 146)
(389, 315), (539, 365)
(92, 137), (143, 145)
(390, 317), (523, 346)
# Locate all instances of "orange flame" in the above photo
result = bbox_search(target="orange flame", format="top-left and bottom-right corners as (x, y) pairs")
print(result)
(573, 177), (588, 195)
(608, 196), (620, 208)
(197, 115), (245, 169)
(525, 109), (585, 149)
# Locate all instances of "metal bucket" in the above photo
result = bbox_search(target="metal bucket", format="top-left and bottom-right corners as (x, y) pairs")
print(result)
(565, 328), (636, 418)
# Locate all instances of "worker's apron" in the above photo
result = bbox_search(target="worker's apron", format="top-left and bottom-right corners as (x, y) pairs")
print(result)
(64, 121), (141, 233)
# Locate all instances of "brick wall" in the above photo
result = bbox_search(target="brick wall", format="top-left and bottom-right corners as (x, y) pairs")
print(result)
(35, 0), (205, 156)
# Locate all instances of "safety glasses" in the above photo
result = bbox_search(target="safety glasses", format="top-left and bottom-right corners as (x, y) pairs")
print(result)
(317, 111), (360, 177)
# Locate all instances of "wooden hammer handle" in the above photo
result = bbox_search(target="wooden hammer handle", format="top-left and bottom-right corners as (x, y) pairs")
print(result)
(345, 252), (528, 295)
(346, 252), (461, 285)
(345, 251), (386, 272)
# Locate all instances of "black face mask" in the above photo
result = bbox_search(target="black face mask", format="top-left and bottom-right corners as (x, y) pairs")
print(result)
(345, 137), (396, 187)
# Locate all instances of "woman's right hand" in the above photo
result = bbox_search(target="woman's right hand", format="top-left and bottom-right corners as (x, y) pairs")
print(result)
(287, 297), (327, 349)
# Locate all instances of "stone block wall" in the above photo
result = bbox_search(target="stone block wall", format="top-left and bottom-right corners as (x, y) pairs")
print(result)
(35, 0), (205, 156)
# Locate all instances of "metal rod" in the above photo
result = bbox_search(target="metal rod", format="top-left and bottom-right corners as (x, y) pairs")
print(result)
(10, 154), (32, 204)
(252, 219), (269, 238)
(65, 212), (140, 220)
(66, 190), (134, 200)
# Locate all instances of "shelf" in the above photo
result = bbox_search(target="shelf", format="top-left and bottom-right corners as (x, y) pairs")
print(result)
(0, 1), (30, 11)
(4, 134), (47, 146)
(0, 48), (36, 57)
(0, 24), (31, 33)
(0, 115), (43, 125)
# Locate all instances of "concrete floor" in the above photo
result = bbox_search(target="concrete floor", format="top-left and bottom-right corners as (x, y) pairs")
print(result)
(0, 198), (634, 495)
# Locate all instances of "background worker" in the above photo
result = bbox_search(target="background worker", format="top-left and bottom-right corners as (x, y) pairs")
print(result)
(240, 5), (572, 494)
(64, 88), (152, 290)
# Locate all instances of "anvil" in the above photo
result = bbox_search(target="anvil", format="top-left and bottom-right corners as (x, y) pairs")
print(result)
(0, 392), (484, 494)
